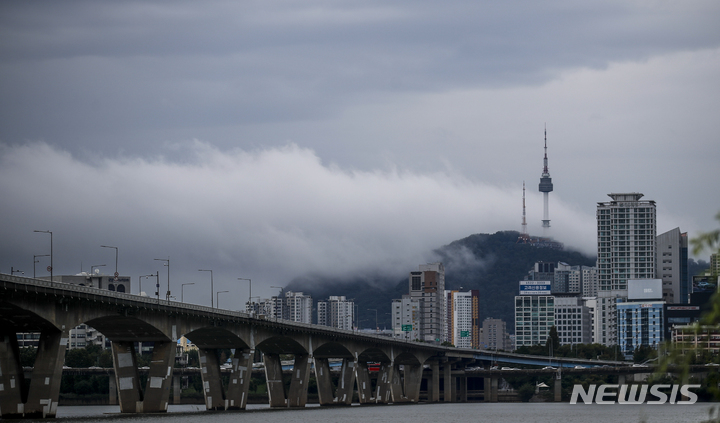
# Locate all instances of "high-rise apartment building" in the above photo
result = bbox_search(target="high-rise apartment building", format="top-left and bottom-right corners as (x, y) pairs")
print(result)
(285, 291), (313, 323)
(317, 296), (354, 330)
(597, 193), (657, 291)
(392, 295), (420, 340)
(656, 228), (689, 304)
(481, 318), (511, 351)
(554, 296), (592, 345)
(515, 280), (555, 348)
(409, 263), (446, 343)
(445, 290), (480, 349)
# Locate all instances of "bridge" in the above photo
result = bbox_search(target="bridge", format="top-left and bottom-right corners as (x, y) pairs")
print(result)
(1, 274), (623, 418)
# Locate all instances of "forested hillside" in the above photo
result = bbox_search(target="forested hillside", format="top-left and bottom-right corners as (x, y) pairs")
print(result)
(286, 231), (596, 330)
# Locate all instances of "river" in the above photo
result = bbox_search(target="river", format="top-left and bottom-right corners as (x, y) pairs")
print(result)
(52, 402), (718, 423)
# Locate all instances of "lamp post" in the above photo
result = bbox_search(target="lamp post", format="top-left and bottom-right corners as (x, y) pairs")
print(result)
(238, 278), (251, 314)
(33, 254), (50, 278)
(199, 269), (214, 308)
(138, 274), (154, 295)
(100, 245), (118, 277)
(11, 267), (24, 276)
(181, 283), (195, 303)
(91, 264), (106, 275)
(367, 309), (378, 332)
(217, 290), (229, 309)
(34, 230), (52, 281)
(155, 258), (170, 301)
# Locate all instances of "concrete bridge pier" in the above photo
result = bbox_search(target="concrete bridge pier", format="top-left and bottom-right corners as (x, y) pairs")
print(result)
(484, 376), (498, 402)
(109, 375), (118, 405)
(314, 358), (335, 405)
(287, 353), (312, 407)
(172, 375), (180, 405)
(142, 340), (175, 413)
(23, 328), (69, 418)
(333, 359), (357, 405)
(443, 364), (453, 402)
(264, 353), (287, 407)
(554, 375), (562, 402)
(354, 361), (374, 403)
(389, 362), (405, 403)
(375, 361), (394, 403)
(0, 333), (27, 418)
(428, 361), (440, 402)
(401, 363), (423, 402)
(111, 341), (144, 413)
(224, 349), (253, 409)
(458, 375), (467, 402)
(198, 348), (227, 410)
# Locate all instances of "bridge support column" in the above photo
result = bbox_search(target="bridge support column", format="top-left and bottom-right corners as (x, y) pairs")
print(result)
(459, 375), (467, 402)
(264, 353), (287, 407)
(172, 375), (181, 405)
(22, 329), (68, 418)
(429, 362), (440, 402)
(484, 377), (498, 402)
(0, 333), (25, 418)
(554, 376), (562, 402)
(443, 364), (453, 402)
(287, 353), (311, 407)
(334, 359), (356, 405)
(354, 361), (373, 403)
(109, 375), (117, 405)
(199, 348), (226, 410)
(389, 362), (405, 403)
(402, 363), (423, 403)
(375, 362), (394, 403)
(225, 349), (253, 409)
(112, 341), (143, 413)
(314, 358), (334, 405)
(142, 340), (174, 413)
(618, 374), (626, 386)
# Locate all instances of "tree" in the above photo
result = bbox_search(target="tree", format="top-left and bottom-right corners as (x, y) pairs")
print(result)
(545, 326), (560, 352)
(518, 383), (535, 402)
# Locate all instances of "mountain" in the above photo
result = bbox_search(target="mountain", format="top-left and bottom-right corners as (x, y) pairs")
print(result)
(286, 231), (596, 330)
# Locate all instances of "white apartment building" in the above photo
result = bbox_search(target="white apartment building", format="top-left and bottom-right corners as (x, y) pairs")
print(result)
(392, 295), (419, 340)
(317, 296), (354, 330)
(445, 290), (479, 349)
(597, 193), (657, 292)
(285, 291), (312, 323)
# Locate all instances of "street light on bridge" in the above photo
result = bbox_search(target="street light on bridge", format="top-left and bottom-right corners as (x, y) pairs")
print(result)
(34, 230), (53, 281)
(154, 257), (170, 301)
(33, 254), (50, 278)
(217, 290), (229, 309)
(367, 309), (378, 332)
(181, 283), (195, 303)
(100, 245), (118, 280)
(199, 269), (214, 308)
(138, 274), (154, 295)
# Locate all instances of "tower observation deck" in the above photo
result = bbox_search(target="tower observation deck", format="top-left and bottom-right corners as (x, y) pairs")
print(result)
(538, 128), (553, 231)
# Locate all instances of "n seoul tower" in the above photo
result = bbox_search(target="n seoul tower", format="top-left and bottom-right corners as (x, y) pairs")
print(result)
(538, 126), (553, 235)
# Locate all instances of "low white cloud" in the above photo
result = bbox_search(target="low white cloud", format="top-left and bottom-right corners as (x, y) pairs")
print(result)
(0, 141), (596, 302)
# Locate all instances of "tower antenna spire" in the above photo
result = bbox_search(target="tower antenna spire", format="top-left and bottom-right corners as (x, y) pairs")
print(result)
(538, 124), (553, 234)
(522, 181), (528, 236)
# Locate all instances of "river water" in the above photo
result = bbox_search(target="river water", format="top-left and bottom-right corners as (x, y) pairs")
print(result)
(51, 402), (719, 423)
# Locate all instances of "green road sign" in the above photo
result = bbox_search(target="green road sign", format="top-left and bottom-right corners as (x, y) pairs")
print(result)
(402, 325), (413, 332)
(460, 331), (469, 337)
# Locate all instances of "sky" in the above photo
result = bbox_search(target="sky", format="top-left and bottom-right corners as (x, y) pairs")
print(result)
(1, 1), (719, 309)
